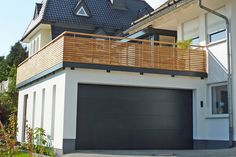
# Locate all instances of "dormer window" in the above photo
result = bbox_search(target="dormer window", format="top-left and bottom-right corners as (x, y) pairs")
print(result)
(76, 6), (88, 16)
(33, 3), (42, 20)
(110, 0), (127, 10)
(74, 0), (90, 17)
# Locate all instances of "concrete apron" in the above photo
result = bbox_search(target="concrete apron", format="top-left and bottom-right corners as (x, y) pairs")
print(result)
(62, 148), (236, 157)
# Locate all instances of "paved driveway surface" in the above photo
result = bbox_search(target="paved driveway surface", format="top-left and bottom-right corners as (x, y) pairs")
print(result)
(63, 148), (236, 157)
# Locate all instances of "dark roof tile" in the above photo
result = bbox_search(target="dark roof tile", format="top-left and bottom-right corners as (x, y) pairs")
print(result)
(22, 0), (153, 40)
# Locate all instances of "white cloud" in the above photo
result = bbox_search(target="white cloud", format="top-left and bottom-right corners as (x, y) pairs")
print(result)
(145, 0), (168, 9)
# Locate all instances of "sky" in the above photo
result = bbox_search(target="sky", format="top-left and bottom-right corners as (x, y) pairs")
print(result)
(0, 0), (167, 57)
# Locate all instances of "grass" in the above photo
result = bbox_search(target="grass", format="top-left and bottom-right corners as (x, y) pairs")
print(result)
(0, 151), (30, 157)
(14, 152), (29, 157)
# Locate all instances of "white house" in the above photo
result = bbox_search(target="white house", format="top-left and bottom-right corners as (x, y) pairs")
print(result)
(125, 0), (236, 148)
(16, 0), (236, 155)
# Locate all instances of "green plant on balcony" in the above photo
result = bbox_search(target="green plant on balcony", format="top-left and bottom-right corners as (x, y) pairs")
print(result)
(177, 39), (193, 49)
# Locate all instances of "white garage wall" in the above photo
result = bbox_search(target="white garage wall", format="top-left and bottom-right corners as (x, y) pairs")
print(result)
(17, 71), (66, 150)
(63, 68), (209, 140)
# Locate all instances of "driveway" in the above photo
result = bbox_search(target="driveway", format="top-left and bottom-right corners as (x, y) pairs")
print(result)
(63, 148), (236, 157)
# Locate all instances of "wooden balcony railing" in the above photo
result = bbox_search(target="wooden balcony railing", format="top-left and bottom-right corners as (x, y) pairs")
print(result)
(17, 32), (207, 85)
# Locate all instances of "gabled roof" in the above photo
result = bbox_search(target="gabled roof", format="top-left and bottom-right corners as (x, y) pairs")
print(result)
(22, 0), (153, 41)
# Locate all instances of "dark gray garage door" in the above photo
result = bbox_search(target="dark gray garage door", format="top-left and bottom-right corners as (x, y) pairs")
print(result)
(76, 84), (193, 149)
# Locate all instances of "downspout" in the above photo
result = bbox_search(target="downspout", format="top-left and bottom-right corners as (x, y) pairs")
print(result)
(198, 0), (234, 147)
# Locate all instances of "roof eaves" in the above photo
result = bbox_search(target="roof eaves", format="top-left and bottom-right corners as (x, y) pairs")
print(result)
(124, 0), (194, 34)
(21, 19), (47, 41)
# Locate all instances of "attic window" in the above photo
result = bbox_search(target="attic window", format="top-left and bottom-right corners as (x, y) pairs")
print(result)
(33, 3), (42, 20)
(76, 6), (89, 17)
(110, 0), (127, 10)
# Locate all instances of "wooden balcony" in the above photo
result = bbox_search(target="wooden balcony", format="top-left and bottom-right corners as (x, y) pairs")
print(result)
(16, 32), (207, 86)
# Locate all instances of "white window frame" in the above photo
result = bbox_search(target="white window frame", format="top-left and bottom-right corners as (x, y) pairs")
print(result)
(192, 36), (200, 46)
(29, 34), (41, 56)
(206, 6), (226, 44)
(208, 29), (226, 44)
(208, 82), (229, 118)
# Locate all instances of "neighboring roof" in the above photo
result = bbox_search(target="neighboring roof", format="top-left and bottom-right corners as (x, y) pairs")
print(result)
(124, 0), (195, 34)
(22, 0), (153, 41)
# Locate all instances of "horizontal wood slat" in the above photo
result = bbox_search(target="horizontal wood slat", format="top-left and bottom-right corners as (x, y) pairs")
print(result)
(16, 36), (64, 84)
(63, 35), (206, 72)
(17, 32), (207, 85)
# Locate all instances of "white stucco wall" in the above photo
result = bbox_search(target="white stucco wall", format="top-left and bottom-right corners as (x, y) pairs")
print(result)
(175, 0), (232, 141)
(208, 42), (228, 71)
(17, 70), (66, 150)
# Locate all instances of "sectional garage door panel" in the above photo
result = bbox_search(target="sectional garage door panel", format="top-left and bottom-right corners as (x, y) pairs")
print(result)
(76, 84), (193, 149)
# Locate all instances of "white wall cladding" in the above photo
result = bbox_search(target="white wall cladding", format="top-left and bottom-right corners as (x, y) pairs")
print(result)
(208, 42), (228, 71)
(207, 51), (228, 84)
(17, 71), (66, 150)
(183, 17), (199, 40)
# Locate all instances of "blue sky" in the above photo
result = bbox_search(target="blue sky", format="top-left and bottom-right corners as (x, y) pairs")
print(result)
(0, 0), (166, 57)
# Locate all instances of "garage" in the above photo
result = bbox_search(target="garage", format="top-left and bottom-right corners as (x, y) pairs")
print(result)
(76, 84), (193, 149)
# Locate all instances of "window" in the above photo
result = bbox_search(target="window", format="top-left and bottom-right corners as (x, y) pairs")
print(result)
(212, 85), (228, 114)
(207, 7), (226, 43)
(146, 35), (155, 46)
(76, 6), (89, 17)
(192, 36), (200, 45)
(159, 35), (175, 47)
(29, 36), (40, 56)
(209, 29), (226, 43)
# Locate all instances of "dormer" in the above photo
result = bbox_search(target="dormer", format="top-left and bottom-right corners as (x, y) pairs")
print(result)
(110, 0), (127, 10)
(33, 3), (42, 20)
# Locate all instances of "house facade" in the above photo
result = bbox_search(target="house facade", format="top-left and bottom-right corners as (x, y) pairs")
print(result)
(125, 0), (236, 148)
(22, 0), (152, 56)
(16, 0), (235, 155)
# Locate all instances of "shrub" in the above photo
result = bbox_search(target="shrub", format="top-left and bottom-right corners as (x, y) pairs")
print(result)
(0, 111), (19, 157)
(24, 126), (55, 157)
